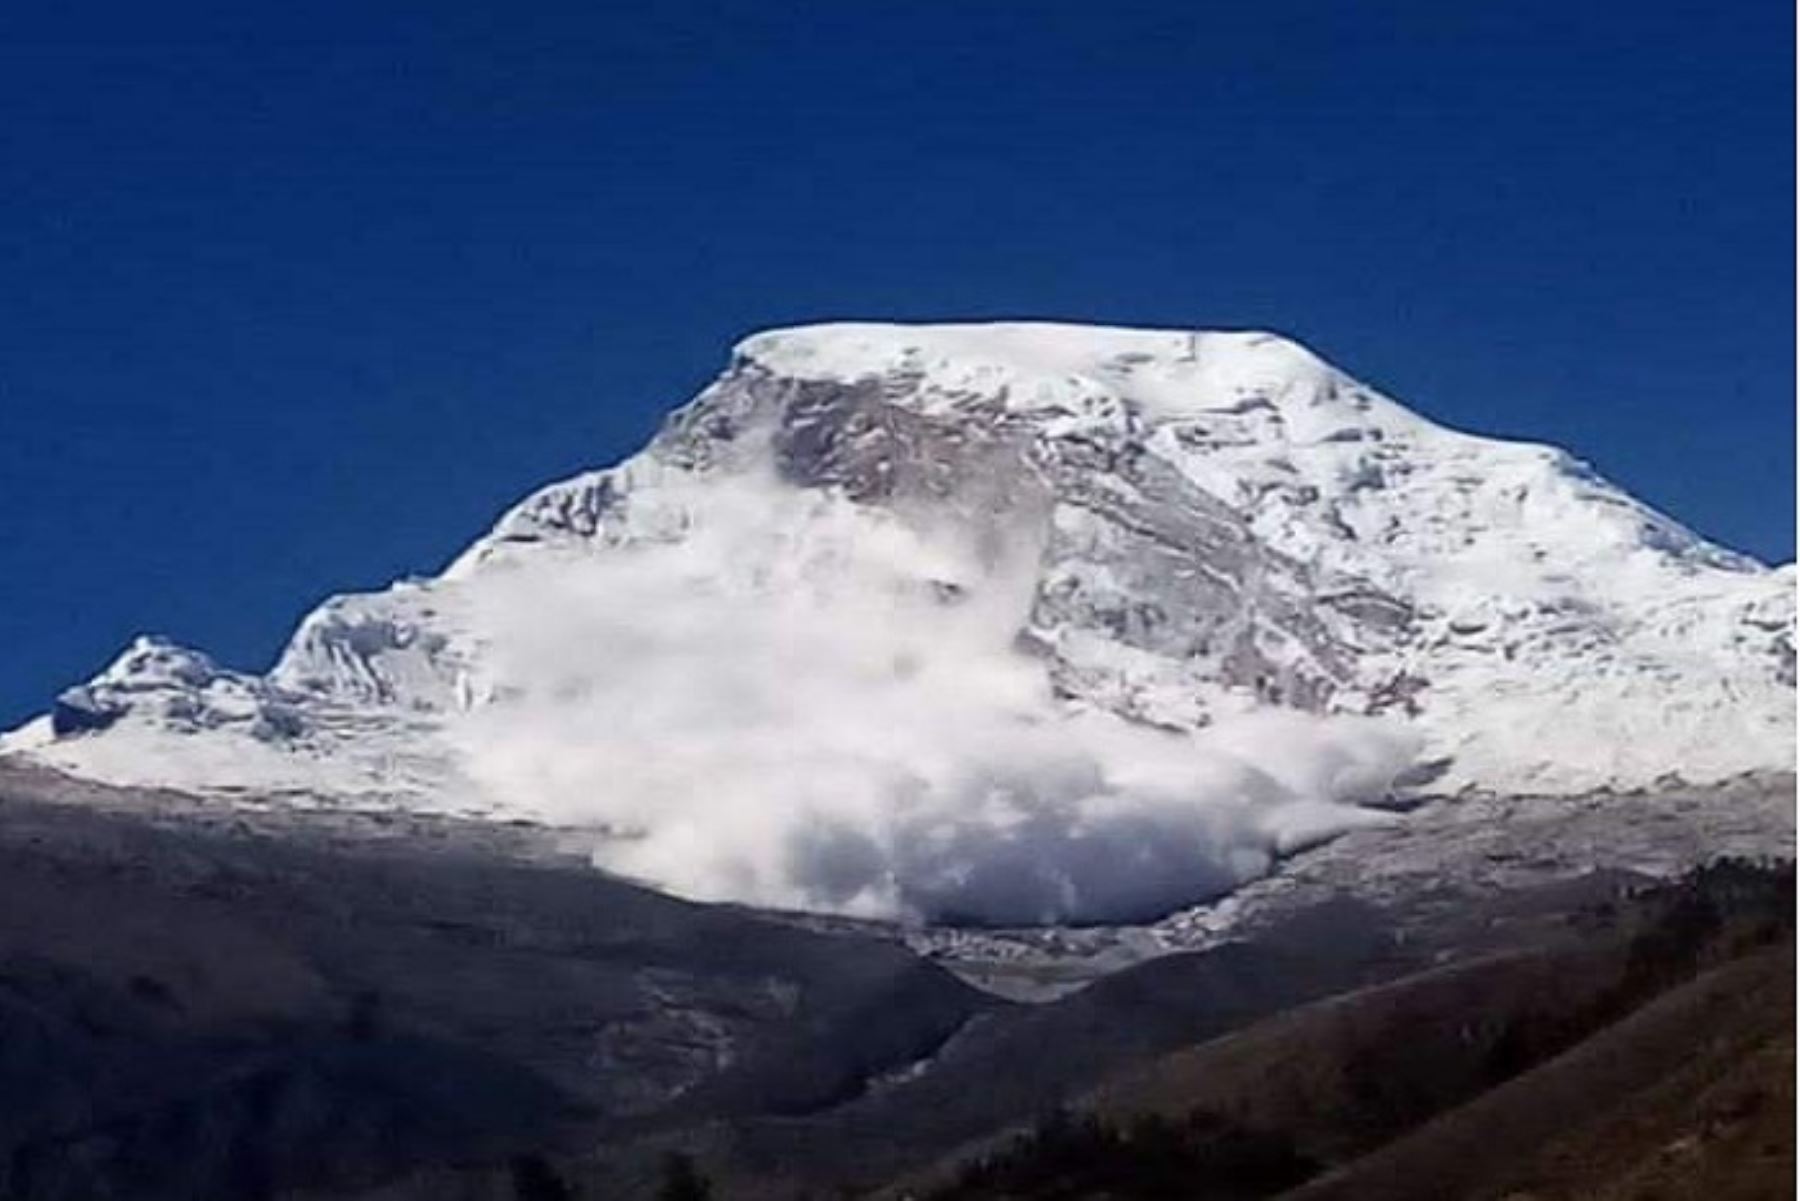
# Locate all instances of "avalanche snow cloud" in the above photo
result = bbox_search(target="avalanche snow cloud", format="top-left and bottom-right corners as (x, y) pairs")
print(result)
(458, 471), (1414, 925)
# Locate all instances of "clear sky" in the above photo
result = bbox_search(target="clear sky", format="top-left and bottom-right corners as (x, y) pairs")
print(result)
(1, 0), (1793, 725)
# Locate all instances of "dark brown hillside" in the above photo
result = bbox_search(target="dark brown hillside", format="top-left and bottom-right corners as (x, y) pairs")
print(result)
(1283, 945), (1793, 1201)
(896, 860), (1794, 1201)
(1083, 943), (1636, 1163)
(0, 767), (999, 1201)
(1501, 991), (1793, 1201)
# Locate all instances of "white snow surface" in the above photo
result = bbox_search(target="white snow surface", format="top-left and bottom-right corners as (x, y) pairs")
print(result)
(5, 322), (1792, 921)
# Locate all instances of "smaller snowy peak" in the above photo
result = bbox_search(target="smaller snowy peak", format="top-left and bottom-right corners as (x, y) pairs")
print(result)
(46, 635), (303, 742)
(90, 635), (220, 691)
(11, 626), (478, 808)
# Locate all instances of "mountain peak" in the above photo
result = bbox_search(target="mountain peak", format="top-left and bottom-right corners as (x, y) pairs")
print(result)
(729, 321), (1383, 428)
(5, 322), (1791, 923)
(732, 319), (1319, 369)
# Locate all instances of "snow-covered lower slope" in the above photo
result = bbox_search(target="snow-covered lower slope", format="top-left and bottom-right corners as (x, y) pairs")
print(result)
(5, 323), (1792, 920)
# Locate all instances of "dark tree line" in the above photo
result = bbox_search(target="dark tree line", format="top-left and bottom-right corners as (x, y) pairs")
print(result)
(925, 1105), (1317, 1201)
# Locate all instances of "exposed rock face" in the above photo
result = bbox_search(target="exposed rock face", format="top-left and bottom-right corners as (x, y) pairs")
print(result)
(5, 322), (1792, 811)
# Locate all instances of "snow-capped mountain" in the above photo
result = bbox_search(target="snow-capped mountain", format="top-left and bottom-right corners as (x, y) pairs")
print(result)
(5, 323), (1791, 920)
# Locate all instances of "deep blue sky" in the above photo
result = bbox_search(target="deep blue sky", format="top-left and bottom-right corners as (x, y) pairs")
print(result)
(1, 0), (1793, 725)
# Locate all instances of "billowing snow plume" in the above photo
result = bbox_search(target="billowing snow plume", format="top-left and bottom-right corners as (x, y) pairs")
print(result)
(453, 470), (1413, 923)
